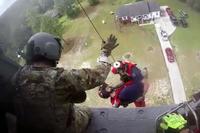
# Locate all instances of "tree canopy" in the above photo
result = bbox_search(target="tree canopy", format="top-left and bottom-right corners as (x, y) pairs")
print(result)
(0, 0), (100, 61)
(26, 10), (65, 38)
(88, 0), (99, 6)
(54, 0), (80, 18)
(179, 0), (200, 11)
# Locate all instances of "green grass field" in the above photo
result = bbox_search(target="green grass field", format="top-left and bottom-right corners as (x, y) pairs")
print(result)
(59, 0), (200, 107)
(60, 0), (173, 107)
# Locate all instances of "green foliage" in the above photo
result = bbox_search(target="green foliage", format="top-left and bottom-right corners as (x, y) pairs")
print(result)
(88, 0), (99, 6)
(54, 0), (80, 18)
(40, 16), (65, 37)
(30, 0), (54, 13)
(179, 0), (200, 12)
(26, 10), (41, 33)
(37, 0), (54, 11)
(26, 10), (65, 38)
(54, 0), (67, 16)
(66, 0), (80, 18)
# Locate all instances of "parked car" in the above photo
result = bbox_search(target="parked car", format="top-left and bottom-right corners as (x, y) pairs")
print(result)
(160, 30), (168, 41)
(165, 48), (175, 63)
(179, 17), (188, 28)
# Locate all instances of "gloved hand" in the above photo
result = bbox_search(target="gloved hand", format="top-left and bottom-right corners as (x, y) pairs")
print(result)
(101, 34), (119, 57)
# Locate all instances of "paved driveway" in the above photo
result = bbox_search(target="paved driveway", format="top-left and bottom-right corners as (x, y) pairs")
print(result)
(154, 13), (186, 104)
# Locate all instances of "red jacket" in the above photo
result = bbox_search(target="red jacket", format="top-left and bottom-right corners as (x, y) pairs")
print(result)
(122, 61), (136, 76)
(110, 61), (145, 107)
(111, 61), (136, 106)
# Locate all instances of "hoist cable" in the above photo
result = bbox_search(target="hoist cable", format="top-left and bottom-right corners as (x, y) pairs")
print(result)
(76, 0), (117, 62)
(76, 0), (105, 42)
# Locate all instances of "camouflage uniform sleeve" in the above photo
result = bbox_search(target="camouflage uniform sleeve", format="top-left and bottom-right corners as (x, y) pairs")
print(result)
(58, 63), (111, 91)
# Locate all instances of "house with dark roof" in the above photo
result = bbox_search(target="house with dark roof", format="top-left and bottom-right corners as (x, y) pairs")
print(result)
(116, 1), (161, 24)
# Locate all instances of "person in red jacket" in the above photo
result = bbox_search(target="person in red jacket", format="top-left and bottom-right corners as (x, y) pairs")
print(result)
(98, 61), (149, 108)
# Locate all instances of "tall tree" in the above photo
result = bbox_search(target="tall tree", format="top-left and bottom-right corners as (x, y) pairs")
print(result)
(54, 0), (80, 18)
(66, 0), (80, 18)
(26, 10), (41, 33)
(38, 0), (54, 12)
(40, 16), (65, 37)
(26, 11), (65, 38)
(30, 0), (54, 13)
(54, 0), (67, 16)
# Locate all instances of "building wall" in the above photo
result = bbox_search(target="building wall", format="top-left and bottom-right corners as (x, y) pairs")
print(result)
(130, 16), (137, 22)
(151, 11), (160, 18)
(142, 14), (151, 20)
(117, 11), (160, 23)
(132, 13), (152, 22)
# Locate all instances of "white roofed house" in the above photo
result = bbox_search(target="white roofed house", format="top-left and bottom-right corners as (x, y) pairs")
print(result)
(116, 1), (161, 24)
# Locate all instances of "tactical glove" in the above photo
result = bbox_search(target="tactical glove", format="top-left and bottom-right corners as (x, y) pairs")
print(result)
(101, 34), (119, 57)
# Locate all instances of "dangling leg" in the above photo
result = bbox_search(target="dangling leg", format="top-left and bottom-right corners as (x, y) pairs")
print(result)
(119, 82), (143, 103)
(134, 98), (146, 107)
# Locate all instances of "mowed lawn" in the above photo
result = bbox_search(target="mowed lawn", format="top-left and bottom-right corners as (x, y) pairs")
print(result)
(60, 0), (174, 107)
(156, 0), (200, 97)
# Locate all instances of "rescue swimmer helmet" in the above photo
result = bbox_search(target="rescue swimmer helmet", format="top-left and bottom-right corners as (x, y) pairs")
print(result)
(111, 60), (136, 74)
(111, 61), (124, 74)
(26, 32), (62, 64)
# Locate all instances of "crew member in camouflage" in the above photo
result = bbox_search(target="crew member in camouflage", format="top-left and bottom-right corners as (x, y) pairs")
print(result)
(13, 32), (118, 133)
